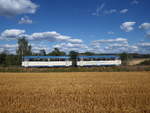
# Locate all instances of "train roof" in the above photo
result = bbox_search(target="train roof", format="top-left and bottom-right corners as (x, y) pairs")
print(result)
(23, 55), (120, 59)
(23, 56), (70, 59)
(77, 55), (120, 58)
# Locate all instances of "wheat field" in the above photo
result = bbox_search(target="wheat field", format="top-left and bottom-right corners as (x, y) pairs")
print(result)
(0, 72), (150, 113)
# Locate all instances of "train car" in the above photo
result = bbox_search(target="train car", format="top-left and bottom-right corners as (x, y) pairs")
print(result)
(77, 56), (121, 66)
(22, 56), (72, 67)
(22, 55), (121, 67)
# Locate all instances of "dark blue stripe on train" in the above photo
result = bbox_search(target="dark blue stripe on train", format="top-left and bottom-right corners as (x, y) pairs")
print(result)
(23, 55), (120, 59)
(77, 56), (120, 59)
(23, 56), (70, 59)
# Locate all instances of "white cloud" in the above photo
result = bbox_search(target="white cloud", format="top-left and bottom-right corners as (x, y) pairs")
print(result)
(0, 0), (38, 16)
(1, 28), (150, 54)
(99, 3), (105, 11)
(28, 31), (83, 43)
(139, 23), (150, 30)
(120, 22), (136, 32)
(29, 31), (72, 42)
(146, 32), (150, 37)
(90, 38), (140, 53)
(1, 29), (25, 38)
(67, 39), (83, 43)
(0, 44), (18, 54)
(30, 42), (52, 53)
(92, 4), (117, 16)
(136, 42), (150, 53)
(109, 43), (128, 47)
(131, 0), (139, 5)
(120, 9), (128, 14)
(18, 16), (32, 24)
(93, 38), (128, 43)
(54, 43), (76, 48)
(108, 43), (139, 53)
(92, 3), (105, 16)
(104, 9), (117, 14)
(53, 43), (88, 52)
(137, 42), (150, 47)
(92, 3), (129, 16)
(139, 23), (150, 38)
(0, 29), (83, 44)
(0, 44), (18, 48)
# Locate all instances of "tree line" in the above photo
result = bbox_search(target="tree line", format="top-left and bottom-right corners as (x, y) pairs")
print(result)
(0, 37), (79, 66)
(0, 37), (150, 67)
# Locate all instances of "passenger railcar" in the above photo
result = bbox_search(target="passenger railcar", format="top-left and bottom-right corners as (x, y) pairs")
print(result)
(22, 55), (121, 67)
(22, 56), (72, 67)
(77, 56), (121, 67)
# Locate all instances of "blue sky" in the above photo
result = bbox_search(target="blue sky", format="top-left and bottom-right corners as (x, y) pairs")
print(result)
(0, 0), (150, 54)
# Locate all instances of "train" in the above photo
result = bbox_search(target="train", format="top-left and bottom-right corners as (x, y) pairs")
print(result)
(22, 55), (122, 67)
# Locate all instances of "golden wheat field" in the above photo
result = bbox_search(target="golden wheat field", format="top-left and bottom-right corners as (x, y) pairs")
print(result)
(0, 72), (150, 113)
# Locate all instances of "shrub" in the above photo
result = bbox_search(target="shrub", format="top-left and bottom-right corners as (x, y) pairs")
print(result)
(138, 60), (150, 65)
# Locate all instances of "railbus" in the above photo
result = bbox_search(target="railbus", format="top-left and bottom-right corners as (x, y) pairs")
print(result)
(22, 56), (72, 67)
(22, 55), (121, 67)
(77, 56), (121, 66)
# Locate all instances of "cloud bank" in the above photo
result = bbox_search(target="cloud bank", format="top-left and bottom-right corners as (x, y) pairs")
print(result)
(120, 22), (136, 32)
(120, 9), (128, 14)
(0, 29), (150, 54)
(1, 29), (25, 39)
(18, 16), (33, 24)
(0, 0), (38, 16)
(139, 23), (150, 30)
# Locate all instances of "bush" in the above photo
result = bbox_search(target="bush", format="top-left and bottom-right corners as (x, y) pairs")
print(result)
(0, 66), (150, 72)
(138, 60), (150, 65)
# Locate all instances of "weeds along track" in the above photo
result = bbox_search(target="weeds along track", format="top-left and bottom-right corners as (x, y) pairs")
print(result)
(0, 72), (150, 113)
(0, 66), (150, 72)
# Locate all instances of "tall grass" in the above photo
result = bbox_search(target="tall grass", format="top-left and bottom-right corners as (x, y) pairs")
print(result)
(0, 66), (150, 72)
(0, 72), (150, 113)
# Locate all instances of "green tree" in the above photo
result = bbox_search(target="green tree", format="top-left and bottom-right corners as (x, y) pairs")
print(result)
(119, 52), (132, 65)
(138, 60), (150, 65)
(82, 52), (95, 56)
(0, 50), (19, 66)
(5, 54), (18, 66)
(16, 37), (32, 65)
(48, 48), (66, 56)
(69, 51), (78, 67)
(39, 49), (46, 56)
(0, 50), (8, 66)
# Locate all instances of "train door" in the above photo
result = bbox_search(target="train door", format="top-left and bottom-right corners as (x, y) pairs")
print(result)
(65, 59), (70, 67)
(22, 58), (29, 67)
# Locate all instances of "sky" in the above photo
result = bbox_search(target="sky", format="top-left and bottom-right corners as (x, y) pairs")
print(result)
(0, 0), (150, 54)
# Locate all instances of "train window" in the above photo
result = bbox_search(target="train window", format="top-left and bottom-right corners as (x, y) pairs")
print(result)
(83, 58), (91, 61)
(50, 58), (55, 61)
(83, 58), (86, 61)
(29, 58), (34, 61)
(23, 58), (29, 61)
(111, 58), (115, 60)
(102, 58), (106, 61)
(93, 58), (96, 61)
(93, 58), (99, 61)
(59, 58), (66, 61)
(97, 58), (102, 61)
(96, 58), (99, 61)
(50, 58), (60, 61)
(28, 58), (48, 61)
(41, 59), (48, 61)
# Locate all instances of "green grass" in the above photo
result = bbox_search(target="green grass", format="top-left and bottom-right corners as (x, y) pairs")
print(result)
(0, 66), (150, 72)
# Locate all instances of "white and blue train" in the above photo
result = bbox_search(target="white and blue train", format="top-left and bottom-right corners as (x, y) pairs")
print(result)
(77, 56), (121, 67)
(22, 55), (121, 67)
(22, 56), (72, 67)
